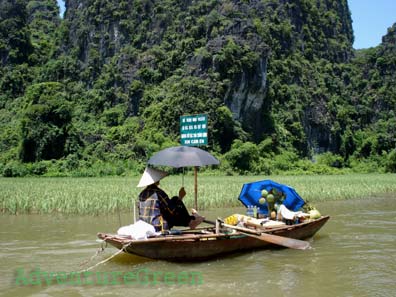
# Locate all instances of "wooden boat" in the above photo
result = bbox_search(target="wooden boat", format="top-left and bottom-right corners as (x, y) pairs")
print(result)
(97, 215), (330, 261)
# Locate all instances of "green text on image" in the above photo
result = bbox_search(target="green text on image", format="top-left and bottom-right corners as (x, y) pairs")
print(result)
(15, 267), (203, 286)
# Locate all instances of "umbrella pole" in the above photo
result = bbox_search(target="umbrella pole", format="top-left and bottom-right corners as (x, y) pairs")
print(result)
(194, 166), (198, 210)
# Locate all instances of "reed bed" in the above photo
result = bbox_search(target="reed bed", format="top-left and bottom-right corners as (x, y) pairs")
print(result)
(1, 174), (396, 214)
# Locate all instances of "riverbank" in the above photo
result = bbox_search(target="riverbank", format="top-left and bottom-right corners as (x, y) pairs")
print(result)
(1, 174), (396, 214)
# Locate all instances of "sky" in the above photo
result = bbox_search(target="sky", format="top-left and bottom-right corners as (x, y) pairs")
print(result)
(348, 0), (396, 49)
(56, 0), (396, 49)
(57, 0), (65, 17)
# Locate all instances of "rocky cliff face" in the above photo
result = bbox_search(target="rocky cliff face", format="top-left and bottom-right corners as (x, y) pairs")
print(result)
(62, 0), (355, 148)
(1, 0), (362, 158)
(346, 23), (396, 157)
(63, 0), (273, 139)
(3, 0), (396, 170)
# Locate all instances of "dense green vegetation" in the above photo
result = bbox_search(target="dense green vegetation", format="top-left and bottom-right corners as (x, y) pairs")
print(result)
(1, 174), (396, 214)
(0, 0), (396, 177)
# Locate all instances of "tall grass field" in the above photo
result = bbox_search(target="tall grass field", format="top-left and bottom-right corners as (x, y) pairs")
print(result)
(1, 174), (396, 214)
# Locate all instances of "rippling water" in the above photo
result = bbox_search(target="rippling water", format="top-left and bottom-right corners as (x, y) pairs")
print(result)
(1, 196), (395, 297)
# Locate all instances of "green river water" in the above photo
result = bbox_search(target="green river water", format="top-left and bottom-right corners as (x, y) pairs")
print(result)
(1, 196), (395, 297)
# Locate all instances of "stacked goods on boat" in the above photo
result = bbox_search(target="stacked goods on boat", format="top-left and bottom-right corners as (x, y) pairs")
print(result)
(228, 186), (321, 228)
(260, 187), (321, 223)
(302, 202), (321, 220)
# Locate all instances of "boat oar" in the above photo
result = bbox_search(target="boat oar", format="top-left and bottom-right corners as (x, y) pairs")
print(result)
(204, 219), (311, 250)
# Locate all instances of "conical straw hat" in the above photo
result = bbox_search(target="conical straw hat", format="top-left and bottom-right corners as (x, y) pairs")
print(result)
(137, 167), (168, 188)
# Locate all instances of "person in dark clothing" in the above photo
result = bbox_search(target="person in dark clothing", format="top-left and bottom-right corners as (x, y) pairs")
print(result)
(137, 167), (204, 231)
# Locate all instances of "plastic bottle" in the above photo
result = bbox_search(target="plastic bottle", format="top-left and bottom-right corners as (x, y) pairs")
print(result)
(257, 206), (262, 218)
(257, 206), (267, 218)
(246, 205), (253, 217)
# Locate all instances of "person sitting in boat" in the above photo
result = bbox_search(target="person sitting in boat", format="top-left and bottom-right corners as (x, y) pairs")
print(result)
(137, 167), (204, 232)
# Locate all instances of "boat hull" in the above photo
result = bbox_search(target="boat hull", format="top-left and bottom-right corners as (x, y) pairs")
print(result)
(98, 216), (329, 261)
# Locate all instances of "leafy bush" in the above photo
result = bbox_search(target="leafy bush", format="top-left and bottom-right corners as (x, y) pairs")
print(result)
(29, 161), (48, 175)
(272, 150), (299, 172)
(253, 157), (273, 175)
(385, 149), (396, 173)
(225, 140), (260, 173)
(2, 161), (28, 177)
(348, 156), (383, 173)
(316, 152), (344, 168)
(19, 82), (73, 162)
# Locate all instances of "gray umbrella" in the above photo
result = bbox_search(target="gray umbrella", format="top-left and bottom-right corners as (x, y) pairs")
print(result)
(147, 146), (220, 209)
(148, 146), (219, 168)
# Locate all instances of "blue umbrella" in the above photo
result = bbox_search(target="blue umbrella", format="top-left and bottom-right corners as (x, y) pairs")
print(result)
(238, 180), (305, 214)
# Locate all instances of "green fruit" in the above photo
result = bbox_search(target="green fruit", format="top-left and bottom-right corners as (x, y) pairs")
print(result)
(266, 194), (275, 203)
(309, 209), (321, 219)
(259, 197), (266, 204)
(261, 189), (268, 197)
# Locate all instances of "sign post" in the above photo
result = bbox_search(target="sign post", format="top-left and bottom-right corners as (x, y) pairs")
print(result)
(180, 114), (208, 146)
(180, 114), (208, 210)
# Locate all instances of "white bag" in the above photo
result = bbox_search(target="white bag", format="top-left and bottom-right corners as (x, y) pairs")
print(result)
(117, 220), (159, 239)
(279, 204), (297, 220)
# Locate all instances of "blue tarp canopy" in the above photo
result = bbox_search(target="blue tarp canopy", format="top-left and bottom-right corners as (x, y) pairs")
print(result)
(238, 180), (305, 213)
